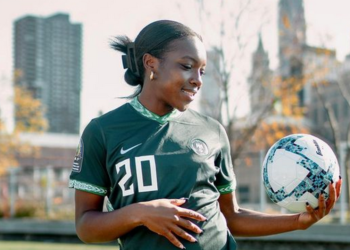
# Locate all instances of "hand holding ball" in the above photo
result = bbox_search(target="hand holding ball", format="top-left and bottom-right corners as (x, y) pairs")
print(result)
(262, 134), (340, 212)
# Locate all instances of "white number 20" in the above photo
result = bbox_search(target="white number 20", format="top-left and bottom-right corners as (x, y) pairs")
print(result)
(116, 155), (158, 197)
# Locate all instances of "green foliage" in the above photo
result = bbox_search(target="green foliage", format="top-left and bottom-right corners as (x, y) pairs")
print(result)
(14, 85), (48, 133)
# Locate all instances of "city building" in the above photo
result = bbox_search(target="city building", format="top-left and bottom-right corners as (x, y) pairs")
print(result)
(248, 34), (273, 117)
(238, 0), (350, 205)
(199, 48), (222, 121)
(14, 13), (82, 134)
(0, 132), (79, 217)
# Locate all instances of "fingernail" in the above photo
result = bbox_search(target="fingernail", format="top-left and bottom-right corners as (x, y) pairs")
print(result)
(331, 179), (334, 184)
(306, 202), (309, 206)
(200, 229), (205, 236)
(180, 198), (189, 203)
(339, 175), (342, 180)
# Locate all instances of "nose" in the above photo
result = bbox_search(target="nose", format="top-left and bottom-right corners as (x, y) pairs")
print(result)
(190, 70), (203, 88)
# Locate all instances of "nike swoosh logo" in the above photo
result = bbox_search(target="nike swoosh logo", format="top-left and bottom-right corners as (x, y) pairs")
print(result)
(120, 143), (142, 154)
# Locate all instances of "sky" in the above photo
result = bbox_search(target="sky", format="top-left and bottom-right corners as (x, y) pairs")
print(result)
(1, 0), (350, 133)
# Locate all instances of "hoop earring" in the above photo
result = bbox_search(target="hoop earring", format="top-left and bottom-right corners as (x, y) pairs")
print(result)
(150, 71), (154, 80)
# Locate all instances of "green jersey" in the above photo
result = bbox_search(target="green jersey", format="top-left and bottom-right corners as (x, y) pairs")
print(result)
(69, 97), (237, 250)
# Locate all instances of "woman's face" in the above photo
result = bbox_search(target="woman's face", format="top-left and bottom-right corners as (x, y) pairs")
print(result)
(148, 36), (207, 115)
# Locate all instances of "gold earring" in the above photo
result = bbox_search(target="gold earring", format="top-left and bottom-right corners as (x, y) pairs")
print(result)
(150, 71), (154, 80)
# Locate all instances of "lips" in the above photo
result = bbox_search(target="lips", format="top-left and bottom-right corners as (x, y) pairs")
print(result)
(181, 88), (198, 98)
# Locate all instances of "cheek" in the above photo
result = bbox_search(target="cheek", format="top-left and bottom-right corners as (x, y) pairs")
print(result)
(163, 72), (186, 90)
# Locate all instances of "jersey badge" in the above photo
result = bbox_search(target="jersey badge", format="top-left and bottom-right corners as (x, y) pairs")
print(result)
(191, 139), (209, 156)
(72, 138), (84, 172)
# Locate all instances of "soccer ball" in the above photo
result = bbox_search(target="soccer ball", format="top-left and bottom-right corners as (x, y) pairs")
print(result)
(262, 134), (340, 213)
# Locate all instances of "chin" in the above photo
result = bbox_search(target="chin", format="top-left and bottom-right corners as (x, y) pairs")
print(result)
(176, 104), (190, 112)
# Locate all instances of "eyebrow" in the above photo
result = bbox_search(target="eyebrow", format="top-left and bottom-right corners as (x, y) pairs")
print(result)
(180, 56), (206, 66)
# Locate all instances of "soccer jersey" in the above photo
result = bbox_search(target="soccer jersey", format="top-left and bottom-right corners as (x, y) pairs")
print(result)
(69, 97), (237, 250)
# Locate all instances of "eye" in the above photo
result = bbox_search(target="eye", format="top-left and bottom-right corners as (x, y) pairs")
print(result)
(200, 69), (205, 76)
(181, 64), (192, 70)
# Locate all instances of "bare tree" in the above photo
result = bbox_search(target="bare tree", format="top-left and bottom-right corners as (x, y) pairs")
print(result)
(188, 0), (275, 166)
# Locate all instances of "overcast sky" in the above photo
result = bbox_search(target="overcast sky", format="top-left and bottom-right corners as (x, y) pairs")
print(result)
(1, 0), (350, 133)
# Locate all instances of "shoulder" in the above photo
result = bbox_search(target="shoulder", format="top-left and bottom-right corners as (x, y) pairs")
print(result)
(97, 102), (132, 123)
(82, 102), (133, 136)
(182, 110), (229, 145)
(181, 109), (223, 130)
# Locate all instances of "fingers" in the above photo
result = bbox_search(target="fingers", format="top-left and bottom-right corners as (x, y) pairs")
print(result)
(160, 230), (187, 249)
(176, 216), (203, 235)
(335, 176), (342, 199)
(158, 215), (201, 249)
(177, 208), (207, 222)
(142, 198), (206, 249)
(326, 182), (336, 214)
(305, 202), (319, 221)
(318, 194), (326, 217)
(170, 222), (198, 243)
(170, 198), (188, 206)
(170, 198), (207, 221)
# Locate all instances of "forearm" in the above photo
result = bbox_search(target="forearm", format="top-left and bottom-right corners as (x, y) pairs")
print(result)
(76, 203), (142, 243)
(226, 207), (301, 237)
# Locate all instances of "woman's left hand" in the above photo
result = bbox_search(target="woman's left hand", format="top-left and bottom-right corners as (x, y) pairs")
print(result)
(297, 178), (342, 229)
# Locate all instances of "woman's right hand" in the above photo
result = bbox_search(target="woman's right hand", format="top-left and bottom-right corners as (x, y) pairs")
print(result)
(136, 198), (206, 249)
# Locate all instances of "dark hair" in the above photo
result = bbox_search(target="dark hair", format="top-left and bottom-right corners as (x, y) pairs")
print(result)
(110, 20), (202, 98)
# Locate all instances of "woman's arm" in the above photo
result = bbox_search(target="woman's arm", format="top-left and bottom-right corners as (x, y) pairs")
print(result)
(219, 179), (342, 237)
(74, 190), (206, 249)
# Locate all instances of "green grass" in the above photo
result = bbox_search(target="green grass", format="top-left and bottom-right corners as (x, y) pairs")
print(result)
(0, 241), (119, 250)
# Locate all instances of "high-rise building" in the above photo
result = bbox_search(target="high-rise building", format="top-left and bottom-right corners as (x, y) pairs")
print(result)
(278, 0), (307, 110)
(248, 34), (273, 116)
(278, 0), (306, 79)
(14, 13), (82, 134)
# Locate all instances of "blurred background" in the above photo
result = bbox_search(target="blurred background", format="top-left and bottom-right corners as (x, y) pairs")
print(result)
(0, 0), (349, 249)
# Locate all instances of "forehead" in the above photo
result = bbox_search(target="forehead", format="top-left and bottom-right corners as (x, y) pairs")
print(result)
(166, 37), (207, 64)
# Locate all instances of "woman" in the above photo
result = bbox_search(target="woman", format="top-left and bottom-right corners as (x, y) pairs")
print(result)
(69, 20), (342, 250)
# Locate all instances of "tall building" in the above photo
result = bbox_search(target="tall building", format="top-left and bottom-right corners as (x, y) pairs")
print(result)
(278, 0), (307, 109)
(199, 48), (222, 121)
(278, 0), (306, 78)
(248, 34), (273, 115)
(14, 13), (82, 134)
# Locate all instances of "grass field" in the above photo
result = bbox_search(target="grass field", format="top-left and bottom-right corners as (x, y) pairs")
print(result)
(0, 241), (119, 250)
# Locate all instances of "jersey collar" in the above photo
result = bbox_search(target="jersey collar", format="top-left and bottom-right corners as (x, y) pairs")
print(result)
(130, 97), (182, 124)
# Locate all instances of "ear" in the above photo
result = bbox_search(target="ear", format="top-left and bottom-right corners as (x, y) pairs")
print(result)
(143, 53), (159, 72)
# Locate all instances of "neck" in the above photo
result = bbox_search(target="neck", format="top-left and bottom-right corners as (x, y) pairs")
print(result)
(138, 92), (174, 116)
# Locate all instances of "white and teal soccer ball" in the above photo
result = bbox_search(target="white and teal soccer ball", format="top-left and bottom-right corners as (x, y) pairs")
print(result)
(262, 134), (339, 213)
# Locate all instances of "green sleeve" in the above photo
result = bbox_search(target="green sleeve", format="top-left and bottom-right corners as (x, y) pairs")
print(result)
(69, 119), (110, 196)
(214, 123), (237, 194)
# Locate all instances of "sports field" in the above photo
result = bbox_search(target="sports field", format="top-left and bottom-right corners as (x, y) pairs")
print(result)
(0, 241), (119, 250)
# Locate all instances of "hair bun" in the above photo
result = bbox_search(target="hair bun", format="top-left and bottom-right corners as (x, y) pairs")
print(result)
(124, 69), (142, 87)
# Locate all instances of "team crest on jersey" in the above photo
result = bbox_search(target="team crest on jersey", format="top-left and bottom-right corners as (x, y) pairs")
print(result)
(191, 139), (209, 156)
(72, 138), (84, 172)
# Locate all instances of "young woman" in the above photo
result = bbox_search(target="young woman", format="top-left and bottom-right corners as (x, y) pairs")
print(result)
(69, 20), (342, 250)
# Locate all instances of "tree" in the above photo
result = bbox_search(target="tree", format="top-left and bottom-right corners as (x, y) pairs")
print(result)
(14, 85), (48, 132)
(0, 79), (47, 175)
(0, 119), (18, 175)
(185, 0), (277, 165)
